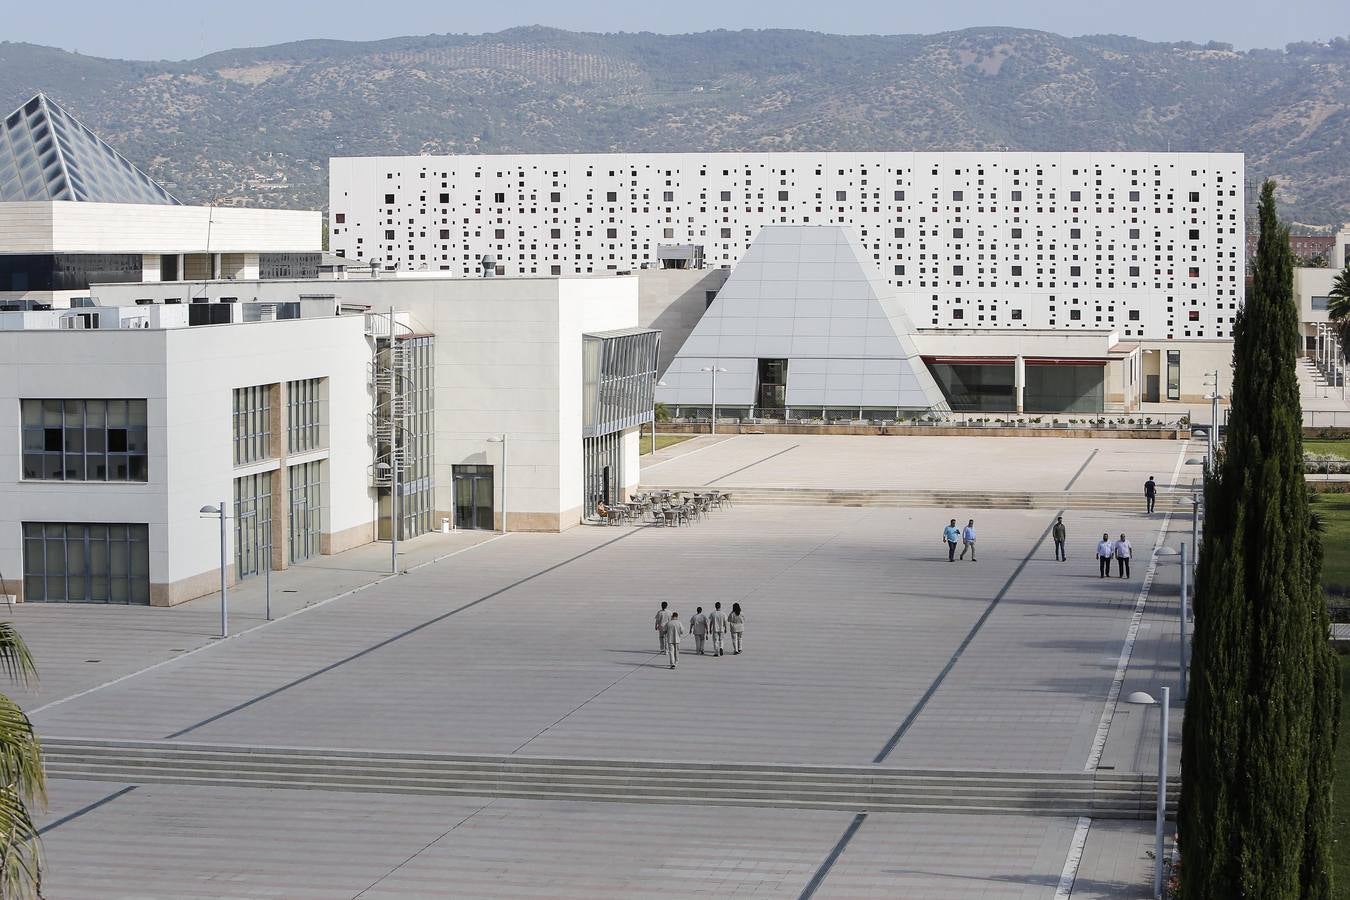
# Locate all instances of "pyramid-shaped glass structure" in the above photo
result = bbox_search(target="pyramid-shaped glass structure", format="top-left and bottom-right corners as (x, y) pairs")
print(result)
(658, 225), (950, 413)
(0, 94), (179, 205)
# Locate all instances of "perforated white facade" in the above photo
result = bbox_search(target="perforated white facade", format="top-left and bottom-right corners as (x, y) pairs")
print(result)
(330, 151), (1244, 340)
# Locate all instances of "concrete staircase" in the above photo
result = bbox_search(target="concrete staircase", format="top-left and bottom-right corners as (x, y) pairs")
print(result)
(41, 738), (1177, 820)
(645, 487), (1189, 512)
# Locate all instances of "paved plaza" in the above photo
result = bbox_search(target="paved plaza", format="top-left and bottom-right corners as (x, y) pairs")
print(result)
(17, 435), (1199, 898)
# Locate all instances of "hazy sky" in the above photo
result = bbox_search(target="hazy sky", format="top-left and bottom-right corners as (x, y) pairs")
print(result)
(8, 0), (1344, 61)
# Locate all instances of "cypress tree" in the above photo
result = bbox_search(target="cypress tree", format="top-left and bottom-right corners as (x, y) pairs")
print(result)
(1180, 179), (1338, 898)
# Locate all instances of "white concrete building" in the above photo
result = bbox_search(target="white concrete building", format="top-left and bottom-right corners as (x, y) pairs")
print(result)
(0, 94), (321, 309)
(1, 271), (652, 605)
(0, 313), (372, 605)
(329, 150), (1245, 341)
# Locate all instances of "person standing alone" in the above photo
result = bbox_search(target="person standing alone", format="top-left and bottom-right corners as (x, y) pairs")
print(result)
(655, 602), (671, 653)
(691, 606), (709, 655)
(1144, 476), (1157, 514)
(708, 602), (728, 657)
(959, 519), (977, 561)
(727, 603), (746, 654)
(1096, 533), (1114, 579)
(1114, 533), (1132, 578)
(1052, 516), (1068, 562)
(943, 519), (960, 562)
(664, 612), (686, 669)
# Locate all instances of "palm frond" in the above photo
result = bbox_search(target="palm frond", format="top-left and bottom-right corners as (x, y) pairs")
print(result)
(0, 787), (43, 900)
(0, 697), (44, 809)
(0, 625), (37, 688)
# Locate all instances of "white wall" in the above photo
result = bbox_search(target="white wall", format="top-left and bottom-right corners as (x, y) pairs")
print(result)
(330, 151), (1245, 341)
(0, 315), (372, 603)
(0, 202), (320, 254)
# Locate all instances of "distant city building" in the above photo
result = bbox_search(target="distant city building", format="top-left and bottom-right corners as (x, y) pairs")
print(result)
(330, 151), (1245, 341)
(0, 93), (321, 308)
(1245, 231), (1337, 267)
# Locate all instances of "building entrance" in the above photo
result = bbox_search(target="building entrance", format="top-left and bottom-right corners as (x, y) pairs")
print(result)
(453, 464), (495, 530)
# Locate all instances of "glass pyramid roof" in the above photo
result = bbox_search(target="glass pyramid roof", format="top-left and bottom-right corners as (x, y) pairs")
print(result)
(0, 93), (179, 205)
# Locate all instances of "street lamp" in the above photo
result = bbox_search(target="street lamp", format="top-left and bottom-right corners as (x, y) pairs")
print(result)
(699, 366), (727, 435)
(375, 461), (398, 574)
(1127, 687), (1171, 900)
(199, 502), (229, 637)
(1155, 545), (1190, 699)
(487, 434), (508, 533)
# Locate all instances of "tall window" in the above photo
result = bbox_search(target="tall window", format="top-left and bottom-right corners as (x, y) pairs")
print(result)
(21, 399), (148, 481)
(233, 473), (272, 580)
(22, 522), (149, 604)
(1167, 350), (1181, 401)
(286, 378), (323, 453)
(288, 460), (323, 563)
(233, 385), (271, 465)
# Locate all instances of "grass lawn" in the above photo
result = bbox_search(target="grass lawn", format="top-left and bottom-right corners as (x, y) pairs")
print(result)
(1307, 440), (1350, 460)
(1316, 493), (1350, 592)
(640, 433), (693, 456)
(1335, 653), (1350, 898)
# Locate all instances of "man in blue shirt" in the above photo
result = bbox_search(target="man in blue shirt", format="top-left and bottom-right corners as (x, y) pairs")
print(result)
(942, 519), (960, 562)
(959, 519), (978, 561)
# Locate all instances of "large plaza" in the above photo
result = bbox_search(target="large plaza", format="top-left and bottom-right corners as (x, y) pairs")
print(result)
(15, 434), (1198, 898)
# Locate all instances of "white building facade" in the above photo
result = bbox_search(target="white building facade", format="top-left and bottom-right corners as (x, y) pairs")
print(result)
(329, 151), (1245, 341)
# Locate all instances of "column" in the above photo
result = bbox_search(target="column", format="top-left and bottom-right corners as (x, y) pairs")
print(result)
(1014, 354), (1025, 413)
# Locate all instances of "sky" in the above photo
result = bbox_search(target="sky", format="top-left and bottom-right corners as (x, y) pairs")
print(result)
(7, 0), (1344, 61)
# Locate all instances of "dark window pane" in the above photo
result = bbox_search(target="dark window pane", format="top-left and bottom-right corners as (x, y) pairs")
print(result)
(43, 428), (62, 451)
(107, 428), (128, 452)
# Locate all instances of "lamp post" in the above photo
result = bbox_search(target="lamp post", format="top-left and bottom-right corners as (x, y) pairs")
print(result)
(375, 462), (398, 574)
(198, 502), (229, 637)
(1127, 687), (1171, 900)
(699, 366), (727, 435)
(1204, 372), (1223, 469)
(487, 434), (508, 533)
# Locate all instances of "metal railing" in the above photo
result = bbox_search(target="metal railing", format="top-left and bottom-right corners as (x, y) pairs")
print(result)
(668, 408), (1192, 431)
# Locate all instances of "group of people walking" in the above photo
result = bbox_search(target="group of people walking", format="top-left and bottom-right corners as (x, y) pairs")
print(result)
(1051, 515), (1135, 578)
(941, 518), (978, 561)
(654, 601), (744, 669)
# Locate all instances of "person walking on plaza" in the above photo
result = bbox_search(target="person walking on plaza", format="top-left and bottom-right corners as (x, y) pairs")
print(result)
(1096, 533), (1115, 579)
(664, 612), (686, 669)
(1115, 533), (1133, 579)
(691, 606), (709, 655)
(1052, 516), (1068, 562)
(959, 519), (977, 561)
(728, 603), (746, 654)
(1144, 476), (1157, 514)
(655, 601), (672, 653)
(943, 519), (961, 562)
(708, 602), (728, 657)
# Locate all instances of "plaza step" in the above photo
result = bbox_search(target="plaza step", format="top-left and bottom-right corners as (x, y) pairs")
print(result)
(41, 737), (1178, 820)
(642, 486), (1189, 512)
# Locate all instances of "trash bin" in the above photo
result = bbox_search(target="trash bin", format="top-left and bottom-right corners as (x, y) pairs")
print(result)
(441, 517), (451, 534)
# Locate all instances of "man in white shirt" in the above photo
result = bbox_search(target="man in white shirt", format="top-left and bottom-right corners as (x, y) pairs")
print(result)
(690, 606), (709, 655)
(959, 519), (977, 561)
(1115, 533), (1133, 578)
(1096, 533), (1115, 579)
(664, 612), (686, 669)
(655, 602), (671, 653)
(707, 602), (728, 657)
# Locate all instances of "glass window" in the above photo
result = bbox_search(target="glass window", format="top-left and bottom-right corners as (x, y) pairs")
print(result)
(20, 399), (148, 482)
(21, 521), (149, 603)
(233, 473), (273, 580)
(233, 385), (272, 465)
(288, 460), (324, 563)
(1167, 350), (1181, 401)
(286, 378), (324, 453)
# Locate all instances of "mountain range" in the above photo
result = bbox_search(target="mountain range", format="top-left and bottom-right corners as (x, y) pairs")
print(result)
(1, 27), (1347, 226)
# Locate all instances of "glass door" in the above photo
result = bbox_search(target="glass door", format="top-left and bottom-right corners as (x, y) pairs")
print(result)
(453, 465), (495, 530)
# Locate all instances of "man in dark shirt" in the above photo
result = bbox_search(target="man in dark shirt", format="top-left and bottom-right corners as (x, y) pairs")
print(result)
(1144, 476), (1157, 514)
